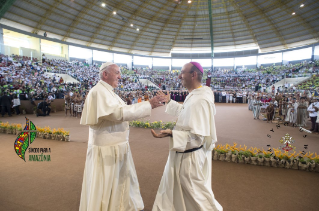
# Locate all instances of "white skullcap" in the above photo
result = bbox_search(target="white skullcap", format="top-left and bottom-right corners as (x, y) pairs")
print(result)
(99, 62), (115, 73)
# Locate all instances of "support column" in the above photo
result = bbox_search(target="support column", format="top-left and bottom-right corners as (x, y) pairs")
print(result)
(208, 0), (214, 58)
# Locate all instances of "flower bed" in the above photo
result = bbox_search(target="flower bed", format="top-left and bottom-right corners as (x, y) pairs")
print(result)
(0, 122), (70, 142)
(130, 120), (176, 130)
(213, 143), (319, 173)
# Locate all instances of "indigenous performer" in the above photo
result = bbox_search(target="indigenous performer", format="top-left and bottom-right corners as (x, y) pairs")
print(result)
(75, 93), (83, 118)
(297, 97), (307, 127)
(79, 62), (166, 211)
(64, 92), (72, 116)
(278, 99), (282, 116)
(290, 99), (299, 126)
(281, 97), (288, 120)
(253, 96), (262, 120)
(285, 102), (293, 124)
(248, 93), (253, 110)
(151, 62), (222, 211)
(266, 102), (274, 123)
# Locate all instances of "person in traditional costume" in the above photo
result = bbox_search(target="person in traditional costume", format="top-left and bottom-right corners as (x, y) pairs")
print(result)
(290, 99), (299, 126)
(266, 102), (274, 123)
(297, 97), (307, 127)
(248, 93), (253, 110)
(281, 97), (288, 120)
(285, 102), (293, 123)
(253, 96), (262, 119)
(79, 62), (166, 211)
(150, 62), (223, 211)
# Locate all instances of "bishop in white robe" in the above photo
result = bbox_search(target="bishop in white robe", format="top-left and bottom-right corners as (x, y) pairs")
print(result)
(79, 62), (166, 211)
(151, 62), (223, 211)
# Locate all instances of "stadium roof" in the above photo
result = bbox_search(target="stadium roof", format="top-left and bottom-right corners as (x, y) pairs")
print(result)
(1, 0), (319, 56)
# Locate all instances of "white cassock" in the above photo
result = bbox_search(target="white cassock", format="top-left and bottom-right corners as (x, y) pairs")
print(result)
(152, 86), (223, 211)
(79, 80), (152, 211)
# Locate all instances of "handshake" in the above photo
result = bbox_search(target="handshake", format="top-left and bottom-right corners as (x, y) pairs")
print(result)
(148, 91), (173, 138)
(148, 91), (170, 109)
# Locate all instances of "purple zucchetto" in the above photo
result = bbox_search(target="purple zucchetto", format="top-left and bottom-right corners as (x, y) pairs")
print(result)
(190, 62), (203, 73)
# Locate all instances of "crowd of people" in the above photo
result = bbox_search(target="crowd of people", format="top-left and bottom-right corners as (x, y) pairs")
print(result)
(246, 91), (319, 133)
(1, 53), (319, 132)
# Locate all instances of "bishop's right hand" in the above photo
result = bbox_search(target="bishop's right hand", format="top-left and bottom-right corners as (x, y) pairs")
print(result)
(149, 95), (167, 109)
(156, 90), (170, 103)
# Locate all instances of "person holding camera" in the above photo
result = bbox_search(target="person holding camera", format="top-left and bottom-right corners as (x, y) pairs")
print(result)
(37, 98), (51, 117)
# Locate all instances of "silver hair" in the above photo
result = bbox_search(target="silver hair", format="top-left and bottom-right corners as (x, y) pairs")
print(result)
(99, 66), (110, 79)
(99, 62), (116, 79)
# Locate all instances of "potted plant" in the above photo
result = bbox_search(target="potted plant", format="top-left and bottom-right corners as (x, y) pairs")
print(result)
(277, 153), (286, 168)
(16, 124), (23, 134)
(64, 131), (70, 142)
(51, 128), (57, 140)
(298, 157), (309, 171)
(56, 128), (65, 141)
(238, 151), (245, 164)
(290, 158), (298, 170)
(270, 156), (278, 167)
(282, 155), (293, 169)
(0, 122), (7, 133)
(263, 151), (272, 167)
(218, 149), (227, 162)
(37, 127), (44, 138)
(10, 124), (16, 135)
(7, 124), (14, 134)
(308, 159), (316, 172)
(213, 148), (219, 160)
(257, 154), (264, 166)
(250, 152), (258, 165)
(225, 150), (232, 162)
(231, 150), (238, 163)
(43, 127), (52, 139)
(243, 151), (252, 164)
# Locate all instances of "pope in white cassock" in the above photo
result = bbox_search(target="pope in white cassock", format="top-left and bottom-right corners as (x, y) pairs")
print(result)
(151, 62), (223, 211)
(79, 62), (166, 211)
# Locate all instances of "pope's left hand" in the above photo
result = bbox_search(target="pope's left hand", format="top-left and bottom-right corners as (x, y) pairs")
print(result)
(151, 129), (172, 138)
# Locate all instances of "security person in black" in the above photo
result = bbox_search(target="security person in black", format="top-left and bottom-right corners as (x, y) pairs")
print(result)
(37, 98), (51, 117)
(0, 92), (12, 117)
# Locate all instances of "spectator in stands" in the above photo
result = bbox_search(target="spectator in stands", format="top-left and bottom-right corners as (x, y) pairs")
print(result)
(42, 54), (46, 63)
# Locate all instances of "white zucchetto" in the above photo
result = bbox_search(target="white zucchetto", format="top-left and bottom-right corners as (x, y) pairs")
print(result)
(99, 62), (115, 74)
